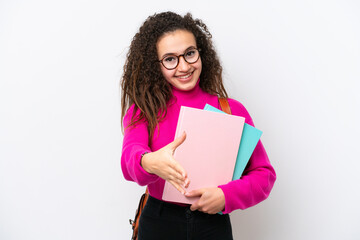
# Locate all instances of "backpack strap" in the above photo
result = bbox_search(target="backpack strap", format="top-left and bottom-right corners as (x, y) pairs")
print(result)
(218, 97), (232, 115)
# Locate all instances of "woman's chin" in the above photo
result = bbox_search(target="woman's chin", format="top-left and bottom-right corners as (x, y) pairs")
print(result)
(171, 78), (198, 91)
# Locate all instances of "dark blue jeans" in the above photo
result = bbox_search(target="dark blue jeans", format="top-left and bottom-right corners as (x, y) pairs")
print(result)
(138, 196), (233, 240)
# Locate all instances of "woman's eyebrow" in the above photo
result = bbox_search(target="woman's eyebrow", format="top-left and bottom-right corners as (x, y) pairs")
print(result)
(161, 46), (197, 58)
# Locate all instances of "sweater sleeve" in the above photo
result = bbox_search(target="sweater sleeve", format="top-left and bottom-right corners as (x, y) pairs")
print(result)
(218, 99), (276, 214)
(120, 105), (160, 186)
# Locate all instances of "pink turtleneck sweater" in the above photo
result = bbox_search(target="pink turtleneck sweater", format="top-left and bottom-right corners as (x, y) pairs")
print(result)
(121, 81), (276, 214)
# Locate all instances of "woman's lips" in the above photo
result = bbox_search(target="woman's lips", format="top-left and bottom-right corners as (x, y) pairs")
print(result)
(176, 71), (193, 81)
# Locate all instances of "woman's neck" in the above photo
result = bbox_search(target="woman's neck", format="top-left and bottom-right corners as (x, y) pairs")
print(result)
(171, 79), (208, 108)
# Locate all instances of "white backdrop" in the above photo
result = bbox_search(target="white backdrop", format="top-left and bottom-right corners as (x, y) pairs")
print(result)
(1, 0), (359, 239)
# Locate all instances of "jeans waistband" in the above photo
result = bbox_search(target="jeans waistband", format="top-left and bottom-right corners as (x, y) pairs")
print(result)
(147, 195), (190, 210)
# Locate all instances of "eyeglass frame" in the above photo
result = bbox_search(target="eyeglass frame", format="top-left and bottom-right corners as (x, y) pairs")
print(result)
(158, 48), (201, 70)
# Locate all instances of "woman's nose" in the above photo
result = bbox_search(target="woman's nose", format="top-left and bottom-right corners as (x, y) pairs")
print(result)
(177, 56), (191, 71)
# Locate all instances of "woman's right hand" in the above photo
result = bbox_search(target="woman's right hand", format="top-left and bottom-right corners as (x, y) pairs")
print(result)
(141, 132), (190, 194)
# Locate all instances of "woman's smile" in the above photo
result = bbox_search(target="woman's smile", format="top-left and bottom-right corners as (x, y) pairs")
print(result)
(176, 71), (193, 80)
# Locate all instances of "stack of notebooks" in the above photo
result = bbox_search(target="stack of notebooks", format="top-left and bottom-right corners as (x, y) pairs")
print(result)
(162, 104), (262, 204)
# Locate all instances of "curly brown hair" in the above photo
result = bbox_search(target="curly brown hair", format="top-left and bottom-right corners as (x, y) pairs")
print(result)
(121, 11), (228, 141)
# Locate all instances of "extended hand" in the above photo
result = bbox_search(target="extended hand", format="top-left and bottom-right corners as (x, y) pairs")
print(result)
(141, 132), (190, 194)
(185, 187), (225, 214)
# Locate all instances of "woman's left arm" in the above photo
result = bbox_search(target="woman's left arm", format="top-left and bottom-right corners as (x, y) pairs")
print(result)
(219, 99), (276, 213)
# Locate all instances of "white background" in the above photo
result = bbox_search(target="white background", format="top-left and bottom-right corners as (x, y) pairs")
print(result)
(1, 0), (359, 239)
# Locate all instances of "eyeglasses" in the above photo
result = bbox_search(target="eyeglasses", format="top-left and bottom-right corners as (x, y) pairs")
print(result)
(158, 48), (200, 70)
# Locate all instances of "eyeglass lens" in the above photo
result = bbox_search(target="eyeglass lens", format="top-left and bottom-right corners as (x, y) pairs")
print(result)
(161, 49), (199, 70)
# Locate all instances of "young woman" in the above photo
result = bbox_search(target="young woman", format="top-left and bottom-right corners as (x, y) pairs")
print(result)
(121, 11), (276, 240)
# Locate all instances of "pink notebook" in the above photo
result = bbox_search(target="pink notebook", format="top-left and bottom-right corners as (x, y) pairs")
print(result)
(162, 106), (245, 204)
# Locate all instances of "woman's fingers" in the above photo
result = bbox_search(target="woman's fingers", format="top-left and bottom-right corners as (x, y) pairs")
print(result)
(168, 180), (186, 195)
(167, 169), (185, 185)
(187, 188), (226, 214)
(169, 159), (190, 187)
(169, 158), (186, 177)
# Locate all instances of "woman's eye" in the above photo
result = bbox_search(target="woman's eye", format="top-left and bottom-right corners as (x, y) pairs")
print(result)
(164, 56), (176, 62)
(186, 50), (195, 57)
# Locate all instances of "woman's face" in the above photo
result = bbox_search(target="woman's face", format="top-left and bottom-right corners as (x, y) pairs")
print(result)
(156, 29), (202, 91)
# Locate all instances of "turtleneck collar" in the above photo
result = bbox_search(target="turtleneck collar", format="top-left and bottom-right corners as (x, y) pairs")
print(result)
(170, 78), (208, 108)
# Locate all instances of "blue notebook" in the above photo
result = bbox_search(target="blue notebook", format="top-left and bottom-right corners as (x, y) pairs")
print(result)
(203, 104), (262, 180)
